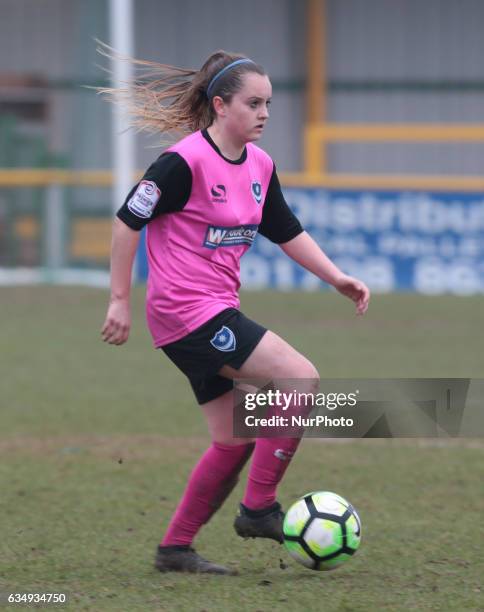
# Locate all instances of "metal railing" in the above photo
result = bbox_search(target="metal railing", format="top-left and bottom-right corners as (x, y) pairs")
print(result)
(297, 122), (484, 191)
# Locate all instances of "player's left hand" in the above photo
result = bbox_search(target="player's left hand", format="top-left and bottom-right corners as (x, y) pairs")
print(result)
(333, 274), (370, 315)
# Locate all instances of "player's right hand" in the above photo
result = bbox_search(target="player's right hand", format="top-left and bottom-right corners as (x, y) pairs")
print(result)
(101, 298), (131, 345)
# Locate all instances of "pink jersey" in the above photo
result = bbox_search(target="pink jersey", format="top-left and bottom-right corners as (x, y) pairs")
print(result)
(145, 131), (273, 347)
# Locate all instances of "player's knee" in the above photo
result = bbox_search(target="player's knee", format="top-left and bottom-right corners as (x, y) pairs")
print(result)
(292, 363), (319, 419)
(293, 360), (320, 391)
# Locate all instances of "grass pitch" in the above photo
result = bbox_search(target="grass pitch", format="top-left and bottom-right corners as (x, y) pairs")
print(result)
(1, 287), (483, 611)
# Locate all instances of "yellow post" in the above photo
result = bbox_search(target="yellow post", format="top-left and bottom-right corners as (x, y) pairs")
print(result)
(305, 0), (326, 174)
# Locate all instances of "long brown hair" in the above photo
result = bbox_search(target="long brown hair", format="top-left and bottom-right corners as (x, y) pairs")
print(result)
(96, 45), (266, 140)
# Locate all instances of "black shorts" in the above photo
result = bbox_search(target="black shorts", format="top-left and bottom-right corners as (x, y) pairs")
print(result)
(161, 308), (267, 405)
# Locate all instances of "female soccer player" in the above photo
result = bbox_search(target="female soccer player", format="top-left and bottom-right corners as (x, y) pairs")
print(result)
(101, 50), (370, 575)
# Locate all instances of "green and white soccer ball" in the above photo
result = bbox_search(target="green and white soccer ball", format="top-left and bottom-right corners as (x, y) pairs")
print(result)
(283, 491), (361, 571)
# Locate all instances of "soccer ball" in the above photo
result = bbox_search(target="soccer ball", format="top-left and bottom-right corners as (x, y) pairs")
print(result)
(283, 491), (361, 571)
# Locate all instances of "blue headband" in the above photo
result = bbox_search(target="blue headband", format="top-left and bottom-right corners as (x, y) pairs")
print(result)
(206, 58), (255, 98)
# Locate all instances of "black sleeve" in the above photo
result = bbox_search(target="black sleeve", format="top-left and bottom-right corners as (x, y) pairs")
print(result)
(116, 152), (192, 231)
(257, 165), (304, 243)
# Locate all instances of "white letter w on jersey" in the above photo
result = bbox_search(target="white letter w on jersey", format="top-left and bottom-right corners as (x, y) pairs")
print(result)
(207, 227), (227, 245)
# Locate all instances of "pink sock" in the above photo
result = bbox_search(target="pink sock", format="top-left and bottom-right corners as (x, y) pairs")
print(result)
(243, 438), (301, 510)
(242, 386), (315, 510)
(161, 441), (254, 546)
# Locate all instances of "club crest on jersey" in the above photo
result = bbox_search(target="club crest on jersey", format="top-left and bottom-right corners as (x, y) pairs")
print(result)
(210, 326), (236, 352)
(211, 184), (227, 203)
(251, 181), (262, 204)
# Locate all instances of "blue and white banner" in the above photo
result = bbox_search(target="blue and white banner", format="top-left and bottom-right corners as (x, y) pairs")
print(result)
(242, 189), (484, 294)
(138, 189), (484, 294)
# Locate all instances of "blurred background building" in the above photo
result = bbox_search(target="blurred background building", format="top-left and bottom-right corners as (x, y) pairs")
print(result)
(1, 0), (483, 292)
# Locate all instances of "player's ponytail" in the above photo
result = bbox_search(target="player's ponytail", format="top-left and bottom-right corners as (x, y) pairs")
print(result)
(96, 45), (266, 140)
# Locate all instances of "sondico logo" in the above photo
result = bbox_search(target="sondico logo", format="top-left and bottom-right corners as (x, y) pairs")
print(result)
(211, 184), (227, 203)
(274, 449), (294, 461)
(203, 224), (258, 249)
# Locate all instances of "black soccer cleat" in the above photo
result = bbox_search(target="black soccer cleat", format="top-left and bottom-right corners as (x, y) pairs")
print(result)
(155, 545), (238, 575)
(233, 501), (284, 544)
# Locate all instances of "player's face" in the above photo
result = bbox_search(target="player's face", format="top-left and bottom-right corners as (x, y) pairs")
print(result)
(222, 73), (272, 144)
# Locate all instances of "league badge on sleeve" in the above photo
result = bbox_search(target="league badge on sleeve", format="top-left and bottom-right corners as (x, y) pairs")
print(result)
(251, 180), (262, 204)
(127, 180), (161, 218)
